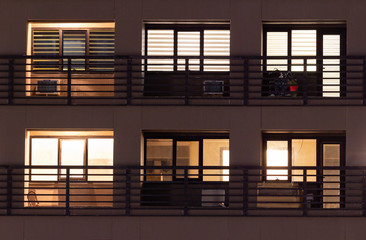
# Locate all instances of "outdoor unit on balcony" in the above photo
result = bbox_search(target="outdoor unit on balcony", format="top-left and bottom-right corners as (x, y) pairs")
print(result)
(203, 80), (224, 95)
(201, 189), (226, 207)
(36, 80), (60, 95)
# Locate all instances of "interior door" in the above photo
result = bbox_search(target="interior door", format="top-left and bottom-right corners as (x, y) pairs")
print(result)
(318, 140), (345, 208)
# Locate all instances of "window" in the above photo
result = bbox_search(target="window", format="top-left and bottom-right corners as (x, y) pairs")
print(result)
(263, 134), (344, 181)
(144, 23), (230, 96)
(263, 24), (346, 97)
(29, 131), (114, 181)
(144, 133), (229, 182)
(145, 24), (230, 71)
(31, 23), (115, 72)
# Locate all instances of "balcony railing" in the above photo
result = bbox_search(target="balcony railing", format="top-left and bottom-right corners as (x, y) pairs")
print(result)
(0, 165), (366, 216)
(0, 55), (365, 106)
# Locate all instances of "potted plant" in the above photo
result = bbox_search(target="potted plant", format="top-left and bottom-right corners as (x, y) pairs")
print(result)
(286, 72), (298, 97)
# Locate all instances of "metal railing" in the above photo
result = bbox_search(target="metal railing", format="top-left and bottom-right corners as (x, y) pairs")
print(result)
(0, 165), (366, 216)
(0, 55), (365, 106)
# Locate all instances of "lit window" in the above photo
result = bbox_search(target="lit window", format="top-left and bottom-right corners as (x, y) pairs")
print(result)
(29, 132), (113, 181)
(31, 23), (115, 72)
(146, 24), (230, 72)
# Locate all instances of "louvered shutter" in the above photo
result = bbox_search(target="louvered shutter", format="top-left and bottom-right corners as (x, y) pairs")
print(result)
(33, 30), (60, 70)
(62, 30), (87, 71)
(89, 30), (115, 71)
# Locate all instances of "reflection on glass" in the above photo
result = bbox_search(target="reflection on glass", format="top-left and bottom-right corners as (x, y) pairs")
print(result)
(266, 141), (288, 180)
(31, 138), (58, 181)
(292, 139), (317, 182)
(176, 141), (199, 178)
(203, 139), (230, 181)
(60, 139), (85, 178)
(146, 139), (173, 181)
(88, 138), (113, 181)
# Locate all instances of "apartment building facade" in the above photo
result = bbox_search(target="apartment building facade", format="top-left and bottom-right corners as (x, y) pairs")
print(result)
(1, 0), (366, 239)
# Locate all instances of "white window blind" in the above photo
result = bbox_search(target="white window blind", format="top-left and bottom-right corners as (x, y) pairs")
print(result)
(147, 30), (174, 71)
(266, 32), (288, 71)
(291, 30), (316, 72)
(177, 31), (200, 71)
(323, 35), (341, 97)
(146, 28), (230, 71)
(203, 30), (230, 71)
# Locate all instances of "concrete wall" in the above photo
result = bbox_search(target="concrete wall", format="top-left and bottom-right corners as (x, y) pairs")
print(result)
(0, 216), (366, 240)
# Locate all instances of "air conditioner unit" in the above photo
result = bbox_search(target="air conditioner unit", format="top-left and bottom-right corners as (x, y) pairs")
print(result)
(36, 80), (60, 95)
(201, 189), (226, 207)
(203, 80), (224, 95)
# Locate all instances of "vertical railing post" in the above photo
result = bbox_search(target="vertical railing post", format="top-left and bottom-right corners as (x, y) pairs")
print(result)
(125, 168), (131, 216)
(302, 168), (308, 216)
(303, 57), (308, 105)
(243, 58), (249, 106)
(184, 58), (189, 105)
(8, 59), (14, 105)
(67, 58), (72, 105)
(6, 167), (12, 215)
(242, 168), (248, 216)
(183, 168), (189, 216)
(362, 58), (366, 105)
(126, 57), (132, 105)
(362, 170), (366, 216)
(65, 168), (70, 216)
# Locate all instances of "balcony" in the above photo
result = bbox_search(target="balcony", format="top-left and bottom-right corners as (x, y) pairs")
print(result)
(0, 165), (366, 216)
(0, 55), (365, 106)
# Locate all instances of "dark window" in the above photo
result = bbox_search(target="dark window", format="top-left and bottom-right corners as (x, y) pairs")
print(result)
(144, 133), (229, 182)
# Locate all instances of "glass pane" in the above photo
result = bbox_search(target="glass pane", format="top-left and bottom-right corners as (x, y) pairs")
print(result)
(31, 138), (58, 181)
(89, 30), (115, 71)
(203, 30), (230, 71)
(291, 30), (316, 72)
(203, 139), (229, 181)
(62, 31), (86, 71)
(266, 141), (288, 181)
(323, 144), (341, 209)
(33, 30), (60, 71)
(88, 138), (114, 181)
(177, 31), (200, 71)
(323, 35), (341, 97)
(266, 32), (288, 71)
(176, 141), (199, 178)
(147, 30), (174, 71)
(60, 139), (85, 178)
(146, 139), (173, 181)
(292, 139), (317, 182)
(291, 30), (316, 56)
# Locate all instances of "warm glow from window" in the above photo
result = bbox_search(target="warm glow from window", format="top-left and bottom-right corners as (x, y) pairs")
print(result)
(266, 141), (288, 180)
(222, 149), (230, 182)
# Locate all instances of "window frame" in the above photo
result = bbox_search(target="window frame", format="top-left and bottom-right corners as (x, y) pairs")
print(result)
(263, 24), (346, 71)
(262, 133), (346, 182)
(145, 24), (230, 72)
(144, 132), (229, 182)
(31, 27), (115, 73)
(29, 135), (114, 182)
